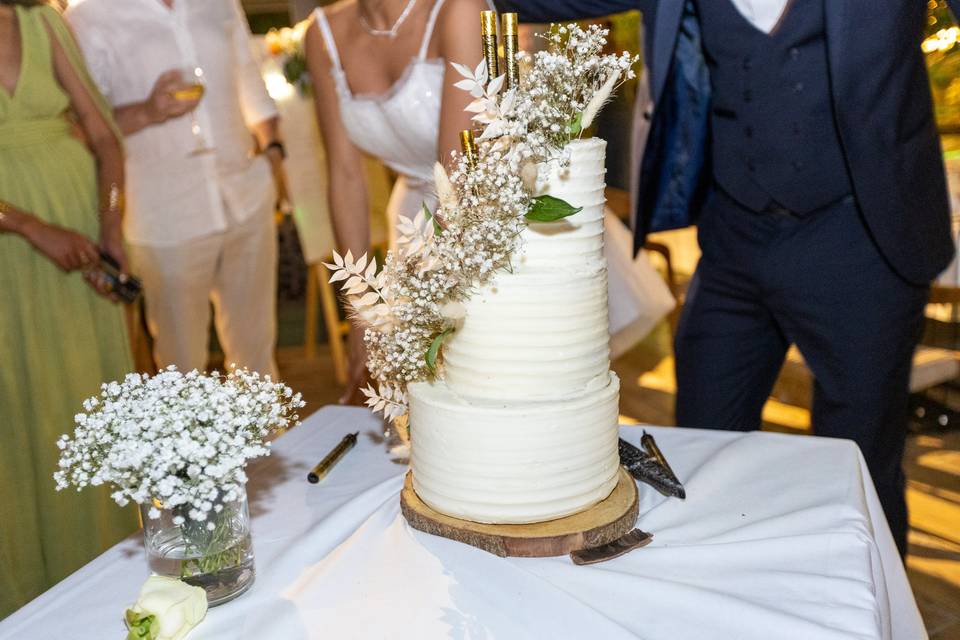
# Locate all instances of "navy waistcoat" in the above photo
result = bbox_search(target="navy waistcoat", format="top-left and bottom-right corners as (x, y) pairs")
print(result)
(697, 0), (853, 214)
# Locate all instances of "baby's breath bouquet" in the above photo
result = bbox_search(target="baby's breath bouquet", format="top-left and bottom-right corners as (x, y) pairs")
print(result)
(54, 367), (304, 605)
(325, 23), (636, 422)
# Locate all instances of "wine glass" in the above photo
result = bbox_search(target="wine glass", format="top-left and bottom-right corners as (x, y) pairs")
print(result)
(174, 66), (214, 156)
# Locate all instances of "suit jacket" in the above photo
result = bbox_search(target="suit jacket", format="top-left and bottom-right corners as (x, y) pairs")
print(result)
(497, 0), (960, 284)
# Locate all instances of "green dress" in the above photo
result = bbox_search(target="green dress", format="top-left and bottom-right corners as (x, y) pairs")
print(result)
(0, 5), (137, 618)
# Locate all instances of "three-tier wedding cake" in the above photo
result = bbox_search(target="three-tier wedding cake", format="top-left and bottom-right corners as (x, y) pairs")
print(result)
(408, 137), (621, 525)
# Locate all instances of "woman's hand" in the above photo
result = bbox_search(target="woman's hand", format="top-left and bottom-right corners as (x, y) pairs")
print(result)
(23, 219), (100, 272)
(84, 211), (128, 300)
(339, 325), (370, 406)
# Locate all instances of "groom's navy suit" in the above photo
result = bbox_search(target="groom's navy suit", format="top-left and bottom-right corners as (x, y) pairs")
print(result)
(499, 0), (959, 553)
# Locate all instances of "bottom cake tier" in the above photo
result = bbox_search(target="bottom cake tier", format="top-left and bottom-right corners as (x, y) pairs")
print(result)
(407, 373), (621, 525)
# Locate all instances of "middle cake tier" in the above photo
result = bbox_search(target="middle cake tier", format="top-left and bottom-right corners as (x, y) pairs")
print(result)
(442, 268), (611, 401)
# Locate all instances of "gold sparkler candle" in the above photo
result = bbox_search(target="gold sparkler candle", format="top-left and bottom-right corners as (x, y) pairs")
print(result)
(480, 10), (499, 82)
(502, 13), (519, 90)
(460, 129), (479, 169)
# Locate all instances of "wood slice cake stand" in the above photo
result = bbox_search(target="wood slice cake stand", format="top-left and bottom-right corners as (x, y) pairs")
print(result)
(400, 467), (639, 558)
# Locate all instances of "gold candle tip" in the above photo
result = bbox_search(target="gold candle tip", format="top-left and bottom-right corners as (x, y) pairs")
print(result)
(502, 13), (518, 36)
(460, 129), (478, 167)
(481, 10), (497, 36)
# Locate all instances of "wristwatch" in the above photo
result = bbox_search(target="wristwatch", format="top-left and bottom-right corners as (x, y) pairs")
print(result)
(264, 140), (287, 160)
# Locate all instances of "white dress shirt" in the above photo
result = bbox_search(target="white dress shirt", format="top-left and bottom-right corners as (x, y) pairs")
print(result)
(730, 0), (792, 33)
(67, 0), (278, 246)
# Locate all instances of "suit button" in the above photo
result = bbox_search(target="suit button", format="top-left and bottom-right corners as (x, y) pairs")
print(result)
(792, 160), (804, 171)
(792, 123), (801, 135)
(743, 89), (753, 102)
(743, 56), (753, 70)
(793, 82), (805, 93)
(790, 47), (800, 60)
(748, 159), (757, 172)
(744, 126), (754, 138)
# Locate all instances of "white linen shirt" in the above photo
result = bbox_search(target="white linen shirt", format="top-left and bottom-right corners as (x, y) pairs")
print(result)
(730, 0), (792, 33)
(66, 0), (278, 246)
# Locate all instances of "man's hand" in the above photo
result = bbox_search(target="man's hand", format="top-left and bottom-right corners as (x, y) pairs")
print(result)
(144, 70), (201, 124)
(264, 145), (291, 207)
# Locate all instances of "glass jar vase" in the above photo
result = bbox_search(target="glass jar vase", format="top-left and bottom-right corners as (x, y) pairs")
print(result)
(140, 490), (254, 606)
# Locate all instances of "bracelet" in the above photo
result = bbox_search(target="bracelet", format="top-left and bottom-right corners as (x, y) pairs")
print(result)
(264, 140), (286, 160)
(0, 200), (10, 224)
(101, 183), (124, 218)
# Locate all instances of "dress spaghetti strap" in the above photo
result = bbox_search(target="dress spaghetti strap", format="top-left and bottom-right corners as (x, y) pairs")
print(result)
(313, 8), (351, 96)
(417, 0), (448, 60)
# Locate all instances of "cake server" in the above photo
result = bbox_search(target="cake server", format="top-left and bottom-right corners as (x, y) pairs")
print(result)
(618, 434), (686, 499)
(570, 529), (653, 565)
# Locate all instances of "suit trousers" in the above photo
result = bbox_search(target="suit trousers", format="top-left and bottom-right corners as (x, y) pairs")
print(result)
(128, 205), (279, 378)
(675, 189), (928, 554)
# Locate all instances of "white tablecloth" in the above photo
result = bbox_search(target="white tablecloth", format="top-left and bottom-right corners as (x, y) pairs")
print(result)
(0, 407), (925, 640)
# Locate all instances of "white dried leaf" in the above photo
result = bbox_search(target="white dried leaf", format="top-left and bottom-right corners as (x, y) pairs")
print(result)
(450, 61), (474, 80)
(465, 98), (487, 113)
(487, 74), (505, 96)
(328, 269), (349, 284)
(474, 60), (487, 86)
(357, 292), (380, 307)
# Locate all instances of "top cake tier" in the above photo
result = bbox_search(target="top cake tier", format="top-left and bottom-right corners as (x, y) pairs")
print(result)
(442, 138), (612, 402)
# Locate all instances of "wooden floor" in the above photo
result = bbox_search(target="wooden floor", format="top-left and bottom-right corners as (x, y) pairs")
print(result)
(278, 320), (960, 636)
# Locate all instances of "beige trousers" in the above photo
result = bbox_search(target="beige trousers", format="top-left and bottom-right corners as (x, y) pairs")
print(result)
(128, 209), (278, 378)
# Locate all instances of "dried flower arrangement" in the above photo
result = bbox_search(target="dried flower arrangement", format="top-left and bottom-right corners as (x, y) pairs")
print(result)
(325, 24), (637, 421)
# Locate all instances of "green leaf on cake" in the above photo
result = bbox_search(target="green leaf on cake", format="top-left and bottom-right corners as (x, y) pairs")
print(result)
(425, 328), (455, 373)
(524, 195), (583, 222)
(422, 202), (442, 236)
(567, 111), (583, 137)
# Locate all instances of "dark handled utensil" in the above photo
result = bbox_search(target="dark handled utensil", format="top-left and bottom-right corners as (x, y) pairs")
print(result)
(570, 529), (654, 565)
(619, 433), (686, 499)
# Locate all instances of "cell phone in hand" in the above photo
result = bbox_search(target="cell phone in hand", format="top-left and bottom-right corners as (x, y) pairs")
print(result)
(98, 250), (142, 304)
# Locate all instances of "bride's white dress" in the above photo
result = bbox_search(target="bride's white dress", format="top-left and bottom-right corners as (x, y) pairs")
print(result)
(315, 3), (448, 249)
(315, 1), (672, 356)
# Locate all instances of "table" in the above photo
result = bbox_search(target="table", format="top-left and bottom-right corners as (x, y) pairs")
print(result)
(0, 407), (925, 640)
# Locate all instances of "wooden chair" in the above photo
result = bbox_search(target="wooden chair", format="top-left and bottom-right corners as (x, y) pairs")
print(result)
(304, 262), (350, 385)
(302, 158), (395, 386)
(304, 241), (389, 387)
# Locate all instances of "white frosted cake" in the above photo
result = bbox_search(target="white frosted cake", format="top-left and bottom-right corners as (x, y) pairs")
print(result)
(407, 138), (621, 525)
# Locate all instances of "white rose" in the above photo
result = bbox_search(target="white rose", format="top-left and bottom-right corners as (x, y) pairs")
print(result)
(125, 575), (207, 640)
